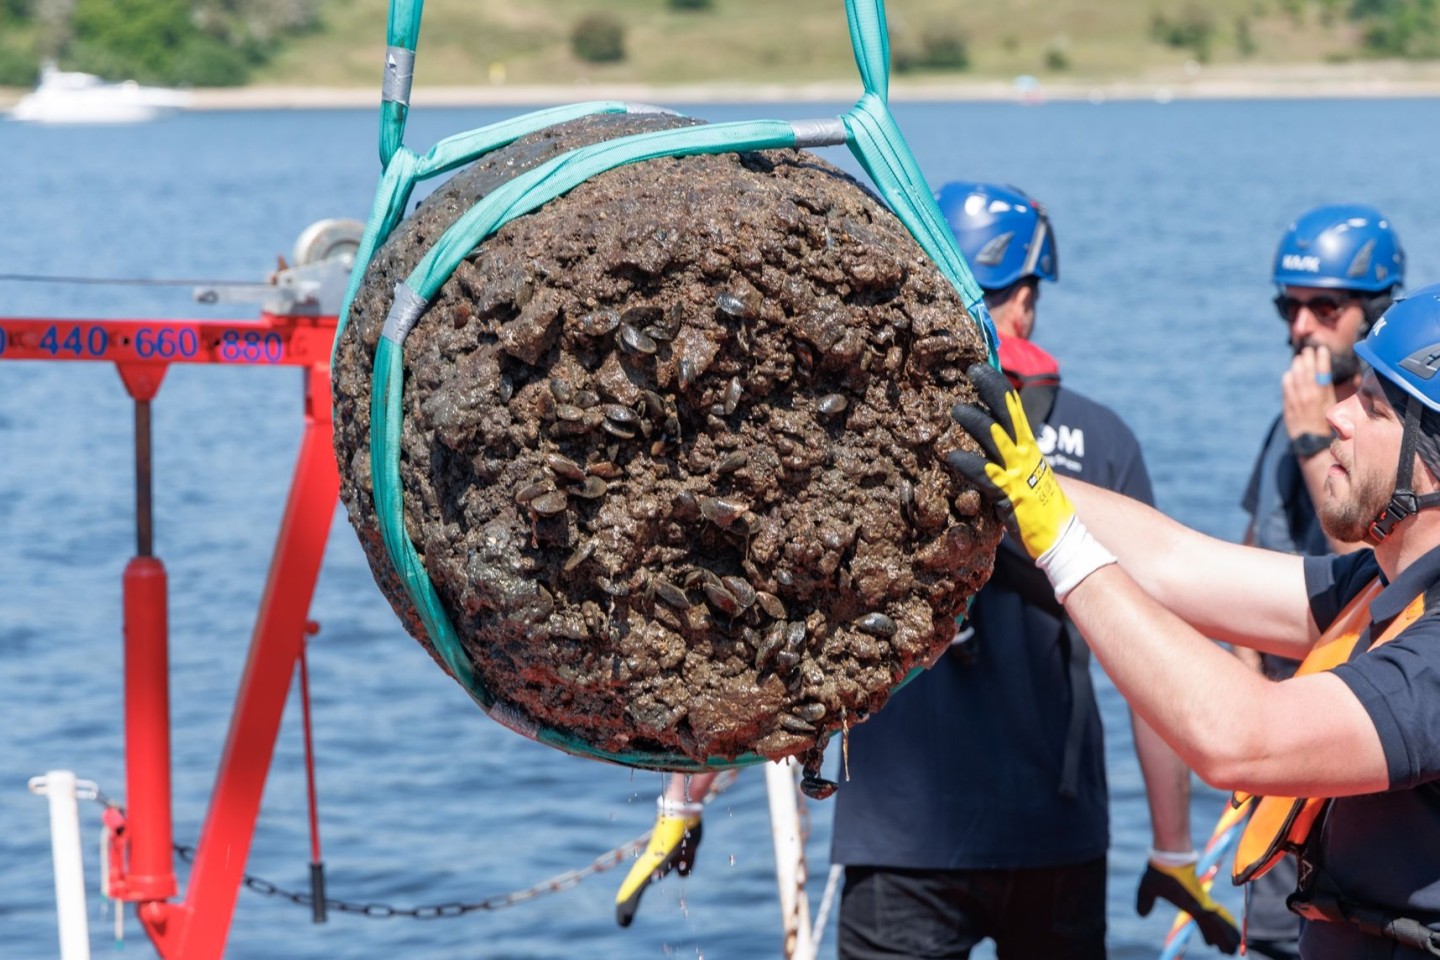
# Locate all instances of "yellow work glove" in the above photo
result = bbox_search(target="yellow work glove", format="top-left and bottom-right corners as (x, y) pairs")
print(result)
(948, 362), (1116, 600)
(1136, 854), (1240, 955)
(615, 797), (703, 928)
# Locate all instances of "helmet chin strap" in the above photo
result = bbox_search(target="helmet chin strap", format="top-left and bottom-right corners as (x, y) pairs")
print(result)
(1366, 397), (1440, 544)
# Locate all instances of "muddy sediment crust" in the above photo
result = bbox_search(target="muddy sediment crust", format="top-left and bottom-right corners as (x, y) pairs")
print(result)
(332, 112), (1001, 767)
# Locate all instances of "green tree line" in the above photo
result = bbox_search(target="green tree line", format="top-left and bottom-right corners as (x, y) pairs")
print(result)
(0, 0), (322, 87)
(1353, 0), (1440, 57)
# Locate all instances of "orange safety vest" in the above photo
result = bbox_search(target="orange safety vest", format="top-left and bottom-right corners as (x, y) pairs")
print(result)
(1231, 577), (1428, 885)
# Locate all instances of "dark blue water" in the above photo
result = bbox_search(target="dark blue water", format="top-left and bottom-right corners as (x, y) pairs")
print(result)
(4, 96), (1440, 960)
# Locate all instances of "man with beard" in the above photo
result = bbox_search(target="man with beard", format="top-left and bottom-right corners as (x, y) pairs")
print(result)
(1237, 205), (1405, 958)
(948, 282), (1440, 959)
(1245, 204), (1405, 558)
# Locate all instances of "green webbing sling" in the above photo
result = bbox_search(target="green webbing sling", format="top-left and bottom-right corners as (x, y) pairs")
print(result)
(342, 0), (1000, 771)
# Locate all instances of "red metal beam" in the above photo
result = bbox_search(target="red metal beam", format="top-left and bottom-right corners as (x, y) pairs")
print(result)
(0, 313), (335, 368)
(4, 312), (341, 959)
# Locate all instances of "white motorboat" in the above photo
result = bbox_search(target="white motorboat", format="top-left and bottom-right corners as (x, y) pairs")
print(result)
(10, 61), (190, 124)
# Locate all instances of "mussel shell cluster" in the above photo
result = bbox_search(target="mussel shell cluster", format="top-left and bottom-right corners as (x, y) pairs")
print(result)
(332, 112), (1001, 766)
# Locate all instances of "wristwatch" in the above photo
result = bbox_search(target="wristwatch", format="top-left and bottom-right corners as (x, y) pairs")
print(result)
(1290, 432), (1333, 460)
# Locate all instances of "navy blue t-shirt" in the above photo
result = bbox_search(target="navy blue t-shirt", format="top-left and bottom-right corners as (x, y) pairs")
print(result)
(1298, 546), (1440, 958)
(831, 386), (1153, 870)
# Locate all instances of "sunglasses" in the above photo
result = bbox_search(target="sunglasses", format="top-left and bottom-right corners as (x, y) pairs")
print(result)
(1273, 293), (1355, 326)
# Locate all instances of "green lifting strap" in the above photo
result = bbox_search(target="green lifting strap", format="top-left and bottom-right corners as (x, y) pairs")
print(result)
(840, 0), (995, 347)
(345, 0), (1000, 771)
(379, 0), (423, 166)
(848, 0), (889, 104)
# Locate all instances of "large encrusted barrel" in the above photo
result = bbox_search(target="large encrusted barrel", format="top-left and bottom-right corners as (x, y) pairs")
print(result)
(331, 112), (1001, 767)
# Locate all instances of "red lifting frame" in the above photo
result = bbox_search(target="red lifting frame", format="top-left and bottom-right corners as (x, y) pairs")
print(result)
(1, 313), (341, 958)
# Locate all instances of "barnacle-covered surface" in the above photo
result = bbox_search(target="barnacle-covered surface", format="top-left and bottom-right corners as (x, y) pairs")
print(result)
(332, 112), (1001, 765)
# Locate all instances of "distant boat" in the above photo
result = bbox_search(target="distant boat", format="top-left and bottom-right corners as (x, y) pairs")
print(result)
(9, 61), (190, 124)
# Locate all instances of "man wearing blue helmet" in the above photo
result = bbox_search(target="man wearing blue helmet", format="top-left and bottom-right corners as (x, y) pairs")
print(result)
(934, 179), (1058, 338)
(1238, 204), (1406, 957)
(949, 283), (1440, 959)
(828, 182), (1238, 958)
(1246, 203), (1405, 558)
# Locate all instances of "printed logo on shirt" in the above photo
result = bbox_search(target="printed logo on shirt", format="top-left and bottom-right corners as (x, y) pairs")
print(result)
(1038, 422), (1084, 474)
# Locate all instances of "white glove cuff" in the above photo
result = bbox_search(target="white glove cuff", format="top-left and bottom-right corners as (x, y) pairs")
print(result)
(1148, 847), (1199, 868)
(1036, 514), (1117, 601)
(658, 796), (704, 819)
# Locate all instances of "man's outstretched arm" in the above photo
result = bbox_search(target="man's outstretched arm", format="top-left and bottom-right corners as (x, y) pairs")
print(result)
(1060, 477), (1316, 658)
(949, 362), (1388, 798)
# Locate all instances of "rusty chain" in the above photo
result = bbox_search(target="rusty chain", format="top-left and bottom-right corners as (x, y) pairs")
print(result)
(172, 837), (645, 918)
(91, 769), (742, 921)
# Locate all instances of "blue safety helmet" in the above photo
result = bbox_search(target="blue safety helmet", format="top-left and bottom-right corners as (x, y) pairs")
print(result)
(1357, 284), (1440, 417)
(935, 181), (1057, 292)
(1352, 283), (1440, 542)
(1272, 203), (1405, 294)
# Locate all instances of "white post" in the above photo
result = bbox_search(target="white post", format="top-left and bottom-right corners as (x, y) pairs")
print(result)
(765, 757), (815, 960)
(28, 770), (93, 960)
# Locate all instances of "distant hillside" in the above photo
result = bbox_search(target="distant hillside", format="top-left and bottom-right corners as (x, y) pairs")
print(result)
(261, 0), (1387, 87)
(2, 0), (1436, 89)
